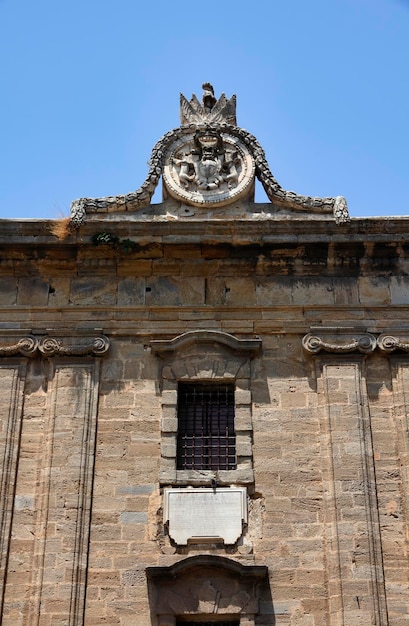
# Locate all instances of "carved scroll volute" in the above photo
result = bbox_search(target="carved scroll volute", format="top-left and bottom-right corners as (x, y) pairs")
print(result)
(377, 334), (409, 353)
(302, 332), (377, 355)
(0, 335), (38, 357)
(0, 335), (110, 359)
(38, 335), (110, 357)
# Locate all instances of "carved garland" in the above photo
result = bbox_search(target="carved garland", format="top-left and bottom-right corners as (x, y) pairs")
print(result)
(38, 336), (110, 356)
(70, 123), (350, 227)
(303, 332), (409, 355)
(0, 335), (110, 357)
(302, 332), (377, 354)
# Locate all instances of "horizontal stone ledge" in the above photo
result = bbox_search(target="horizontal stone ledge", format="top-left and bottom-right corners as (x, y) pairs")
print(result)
(159, 468), (255, 486)
(2, 304), (409, 316)
(2, 213), (409, 239)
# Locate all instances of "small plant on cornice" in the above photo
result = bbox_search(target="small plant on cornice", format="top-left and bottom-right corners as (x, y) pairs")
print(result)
(119, 238), (138, 253)
(91, 232), (138, 254)
(91, 232), (120, 246)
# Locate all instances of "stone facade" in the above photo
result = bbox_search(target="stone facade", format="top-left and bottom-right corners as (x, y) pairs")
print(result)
(0, 86), (408, 625)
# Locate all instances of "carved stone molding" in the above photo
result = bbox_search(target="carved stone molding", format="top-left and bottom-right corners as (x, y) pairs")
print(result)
(302, 332), (376, 355)
(0, 334), (110, 358)
(152, 330), (260, 384)
(151, 330), (261, 357)
(146, 555), (268, 624)
(377, 334), (409, 353)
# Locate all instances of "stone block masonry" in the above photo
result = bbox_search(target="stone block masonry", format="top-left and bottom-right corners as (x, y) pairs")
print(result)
(0, 216), (408, 624)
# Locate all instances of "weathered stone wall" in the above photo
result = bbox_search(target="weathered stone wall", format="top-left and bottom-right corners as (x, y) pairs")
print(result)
(0, 216), (408, 625)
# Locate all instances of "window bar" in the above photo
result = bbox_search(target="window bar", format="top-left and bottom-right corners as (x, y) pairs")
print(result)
(176, 382), (236, 471)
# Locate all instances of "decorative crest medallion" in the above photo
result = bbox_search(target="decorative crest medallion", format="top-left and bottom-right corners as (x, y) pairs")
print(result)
(163, 125), (255, 207)
(70, 83), (350, 226)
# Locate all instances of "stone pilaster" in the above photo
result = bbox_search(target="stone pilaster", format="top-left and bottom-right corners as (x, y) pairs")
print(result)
(0, 361), (27, 613)
(317, 357), (388, 625)
(27, 359), (101, 626)
(389, 358), (409, 613)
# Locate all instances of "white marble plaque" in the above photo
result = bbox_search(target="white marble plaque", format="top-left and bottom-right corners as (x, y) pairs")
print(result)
(164, 487), (247, 545)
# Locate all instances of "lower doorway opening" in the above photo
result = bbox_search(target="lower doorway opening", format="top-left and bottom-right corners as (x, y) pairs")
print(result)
(176, 622), (240, 626)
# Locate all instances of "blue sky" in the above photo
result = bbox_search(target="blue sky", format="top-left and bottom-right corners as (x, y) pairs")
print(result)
(1, 0), (408, 219)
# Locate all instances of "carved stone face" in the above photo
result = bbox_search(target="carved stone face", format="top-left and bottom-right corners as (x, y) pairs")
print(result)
(195, 130), (223, 157)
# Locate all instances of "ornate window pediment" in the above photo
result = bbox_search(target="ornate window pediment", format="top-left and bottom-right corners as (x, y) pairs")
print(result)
(146, 555), (268, 626)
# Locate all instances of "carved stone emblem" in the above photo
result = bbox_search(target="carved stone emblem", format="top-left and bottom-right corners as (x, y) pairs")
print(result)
(70, 83), (350, 225)
(163, 127), (255, 207)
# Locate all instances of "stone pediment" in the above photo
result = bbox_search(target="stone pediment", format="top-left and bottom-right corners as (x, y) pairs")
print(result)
(146, 555), (268, 623)
(70, 84), (350, 228)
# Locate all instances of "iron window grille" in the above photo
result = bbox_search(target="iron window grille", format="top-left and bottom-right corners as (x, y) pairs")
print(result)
(176, 382), (236, 471)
